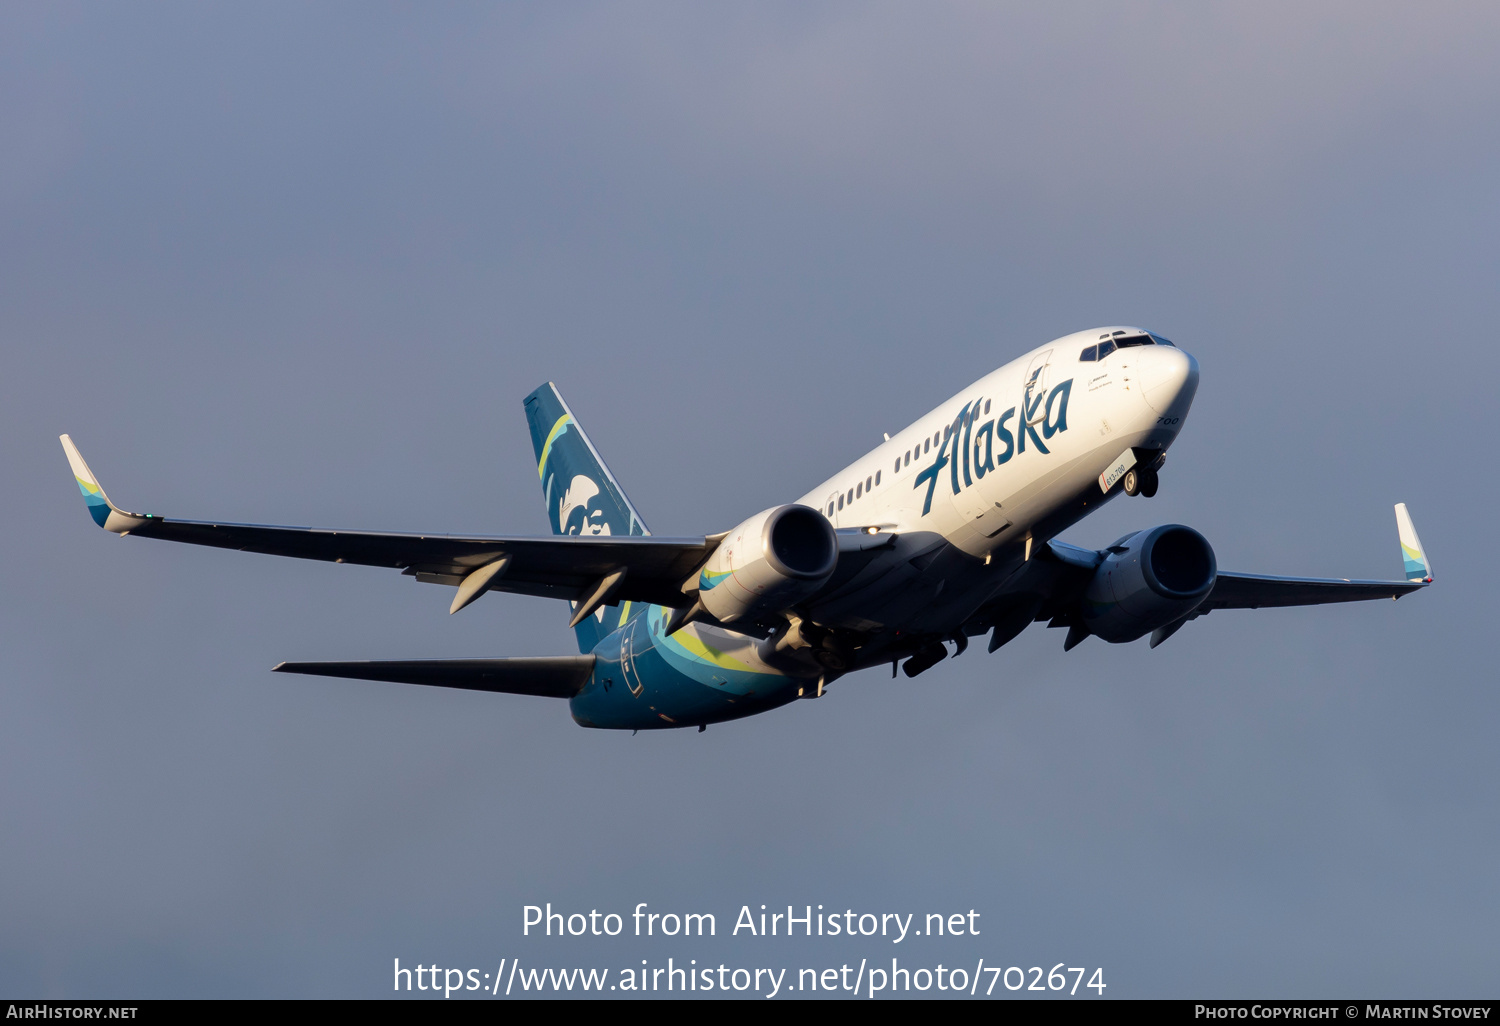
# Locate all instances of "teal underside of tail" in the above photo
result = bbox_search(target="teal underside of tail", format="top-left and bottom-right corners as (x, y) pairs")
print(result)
(524, 383), (653, 653)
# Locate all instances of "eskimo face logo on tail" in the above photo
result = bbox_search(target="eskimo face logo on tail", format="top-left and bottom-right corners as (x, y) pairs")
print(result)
(559, 475), (614, 536)
(913, 378), (1073, 516)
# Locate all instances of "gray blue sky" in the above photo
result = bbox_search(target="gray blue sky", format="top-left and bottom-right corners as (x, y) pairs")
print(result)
(2, 1), (1496, 997)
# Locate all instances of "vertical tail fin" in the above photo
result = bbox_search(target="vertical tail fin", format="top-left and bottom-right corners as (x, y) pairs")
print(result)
(1394, 503), (1432, 583)
(524, 383), (651, 651)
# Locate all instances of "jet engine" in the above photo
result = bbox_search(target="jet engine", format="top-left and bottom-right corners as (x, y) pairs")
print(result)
(1081, 525), (1216, 643)
(696, 505), (838, 623)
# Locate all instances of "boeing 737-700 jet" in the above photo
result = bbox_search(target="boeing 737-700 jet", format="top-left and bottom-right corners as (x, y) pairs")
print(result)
(62, 326), (1432, 731)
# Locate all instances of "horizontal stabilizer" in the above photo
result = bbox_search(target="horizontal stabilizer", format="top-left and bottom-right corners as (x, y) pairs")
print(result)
(271, 656), (595, 698)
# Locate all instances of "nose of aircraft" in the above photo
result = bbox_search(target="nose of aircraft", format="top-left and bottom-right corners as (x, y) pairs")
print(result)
(1138, 345), (1200, 416)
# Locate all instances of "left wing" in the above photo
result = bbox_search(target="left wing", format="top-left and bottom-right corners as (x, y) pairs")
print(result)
(61, 435), (711, 610)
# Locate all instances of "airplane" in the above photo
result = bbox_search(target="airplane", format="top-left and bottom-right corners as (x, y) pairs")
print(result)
(61, 326), (1433, 732)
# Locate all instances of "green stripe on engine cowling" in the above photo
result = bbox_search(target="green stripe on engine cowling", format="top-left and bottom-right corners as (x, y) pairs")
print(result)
(698, 567), (731, 592)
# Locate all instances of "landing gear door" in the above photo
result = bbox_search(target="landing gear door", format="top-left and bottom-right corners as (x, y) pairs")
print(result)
(1023, 349), (1053, 424)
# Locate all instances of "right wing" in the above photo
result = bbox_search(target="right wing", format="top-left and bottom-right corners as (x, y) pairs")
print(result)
(1198, 571), (1426, 611)
(1200, 502), (1432, 611)
(61, 435), (712, 610)
(964, 506), (1432, 651)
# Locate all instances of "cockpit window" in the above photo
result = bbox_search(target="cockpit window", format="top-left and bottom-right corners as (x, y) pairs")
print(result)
(1149, 333), (1175, 346)
(1081, 338), (1122, 361)
(1114, 334), (1154, 348)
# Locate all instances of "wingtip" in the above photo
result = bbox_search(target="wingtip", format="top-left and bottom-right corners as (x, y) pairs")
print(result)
(60, 435), (149, 533)
(60, 433), (95, 484)
(1394, 502), (1433, 583)
(61, 434), (115, 528)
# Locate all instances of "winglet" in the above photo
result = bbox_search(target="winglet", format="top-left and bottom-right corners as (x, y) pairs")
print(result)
(1394, 503), (1432, 583)
(60, 435), (147, 533)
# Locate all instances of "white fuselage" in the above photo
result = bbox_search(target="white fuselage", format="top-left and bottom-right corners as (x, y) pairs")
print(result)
(671, 325), (1200, 678)
(791, 325), (1200, 636)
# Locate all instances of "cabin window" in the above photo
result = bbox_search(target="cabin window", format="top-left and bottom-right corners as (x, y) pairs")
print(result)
(923, 439), (929, 454)
(837, 494), (844, 510)
(847, 489), (854, 504)
(827, 502), (835, 515)
(984, 399), (991, 414)
(894, 459), (900, 473)
(856, 482), (862, 498)
(875, 471), (881, 486)
(904, 451), (910, 466)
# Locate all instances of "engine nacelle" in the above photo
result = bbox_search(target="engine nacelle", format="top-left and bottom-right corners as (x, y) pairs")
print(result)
(697, 505), (838, 623)
(1081, 524), (1216, 643)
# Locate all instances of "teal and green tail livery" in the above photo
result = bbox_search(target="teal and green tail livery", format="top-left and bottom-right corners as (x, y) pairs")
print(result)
(1395, 503), (1432, 583)
(523, 384), (652, 651)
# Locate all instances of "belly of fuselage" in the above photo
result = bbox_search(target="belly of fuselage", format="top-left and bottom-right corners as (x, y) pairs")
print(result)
(570, 611), (805, 730)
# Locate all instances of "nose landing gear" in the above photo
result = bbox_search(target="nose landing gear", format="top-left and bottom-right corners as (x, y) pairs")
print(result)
(1122, 467), (1159, 498)
(1121, 454), (1164, 498)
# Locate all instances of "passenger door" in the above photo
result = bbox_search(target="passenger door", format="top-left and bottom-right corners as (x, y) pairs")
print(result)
(1023, 349), (1053, 424)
